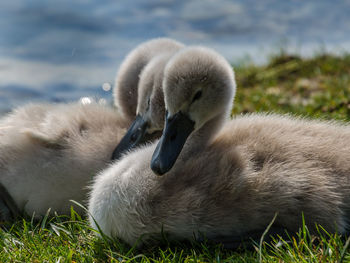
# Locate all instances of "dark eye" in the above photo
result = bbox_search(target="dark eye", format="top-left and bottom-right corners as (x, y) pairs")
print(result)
(191, 90), (202, 103)
(147, 97), (151, 106)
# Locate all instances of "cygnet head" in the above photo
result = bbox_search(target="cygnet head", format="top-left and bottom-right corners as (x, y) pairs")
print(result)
(113, 38), (184, 122)
(151, 46), (236, 175)
(111, 48), (184, 160)
(136, 53), (171, 132)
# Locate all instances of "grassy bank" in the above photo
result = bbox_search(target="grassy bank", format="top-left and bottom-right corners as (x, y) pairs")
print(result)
(233, 52), (350, 121)
(1, 53), (350, 262)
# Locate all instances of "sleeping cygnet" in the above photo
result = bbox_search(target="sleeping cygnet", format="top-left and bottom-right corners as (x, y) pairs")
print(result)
(0, 102), (129, 221)
(89, 46), (350, 248)
(0, 37), (183, 222)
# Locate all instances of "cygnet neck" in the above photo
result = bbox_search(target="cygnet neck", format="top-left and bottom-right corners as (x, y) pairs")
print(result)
(115, 59), (148, 123)
(179, 111), (228, 160)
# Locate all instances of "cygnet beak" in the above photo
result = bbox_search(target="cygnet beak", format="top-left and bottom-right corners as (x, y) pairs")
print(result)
(112, 114), (151, 160)
(151, 111), (195, 175)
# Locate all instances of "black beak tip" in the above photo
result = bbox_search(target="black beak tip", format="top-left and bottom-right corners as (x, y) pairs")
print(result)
(150, 158), (166, 176)
(110, 114), (149, 161)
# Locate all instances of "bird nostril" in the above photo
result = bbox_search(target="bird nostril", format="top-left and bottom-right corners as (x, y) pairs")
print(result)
(130, 133), (137, 142)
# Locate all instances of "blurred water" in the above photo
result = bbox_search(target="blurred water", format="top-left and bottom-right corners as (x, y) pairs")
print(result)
(0, 0), (349, 115)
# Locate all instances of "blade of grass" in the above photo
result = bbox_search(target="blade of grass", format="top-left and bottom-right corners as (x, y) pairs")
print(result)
(259, 212), (278, 263)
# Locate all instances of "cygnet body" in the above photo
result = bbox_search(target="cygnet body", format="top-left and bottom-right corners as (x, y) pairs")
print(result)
(0, 102), (129, 218)
(89, 47), (350, 247)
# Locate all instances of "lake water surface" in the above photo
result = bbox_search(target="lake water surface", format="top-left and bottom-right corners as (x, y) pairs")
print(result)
(1, 0), (349, 115)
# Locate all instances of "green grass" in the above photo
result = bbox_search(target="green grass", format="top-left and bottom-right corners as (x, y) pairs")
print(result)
(2, 212), (350, 262)
(2, 52), (350, 262)
(233, 52), (350, 121)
